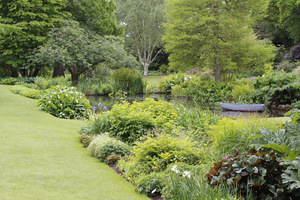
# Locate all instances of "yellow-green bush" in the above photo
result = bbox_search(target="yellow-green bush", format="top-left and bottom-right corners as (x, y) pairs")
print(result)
(207, 116), (284, 155)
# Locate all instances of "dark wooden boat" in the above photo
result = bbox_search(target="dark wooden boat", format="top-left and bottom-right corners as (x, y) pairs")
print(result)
(220, 103), (265, 112)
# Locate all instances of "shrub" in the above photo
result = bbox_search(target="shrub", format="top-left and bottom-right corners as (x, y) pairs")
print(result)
(207, 116), (284, 155)
(206, 150), (288, 199)
(90, 98), (177, 143)
(293, 65), (300, 75)
(0, 77), (18, 85)
(231, 79), (255, 103)
(136, 172), (168, 196)
(79, 133), (95, 148)
(164, 164), (243, 200)
(87, 134), (131, 161)
(34, 77), (71, 90)
(281, 156), (300, 197)
(117, 134), (202, 180)
(111, 68), (144, 94)
(252, 71), (300, 106)
(285, 44), (300, 62)
(11, 85), (42, 99)
(38, 85), (91, 119)
(159, 73), (194, 94)
(105, 154), (121, 165)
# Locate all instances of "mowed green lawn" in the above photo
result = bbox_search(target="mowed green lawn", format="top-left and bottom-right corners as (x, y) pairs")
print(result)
(0, 85), (148, 200)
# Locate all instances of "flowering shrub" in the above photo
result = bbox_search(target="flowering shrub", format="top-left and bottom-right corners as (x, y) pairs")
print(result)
(285, 44), (300, 62)
(38, 85), (91, 119)
(159, 73), (194, 94)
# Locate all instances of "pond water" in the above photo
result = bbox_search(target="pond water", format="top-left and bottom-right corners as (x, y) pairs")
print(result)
(86, 94), (289, 117)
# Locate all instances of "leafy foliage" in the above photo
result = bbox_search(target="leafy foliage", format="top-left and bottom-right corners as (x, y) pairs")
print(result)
(252, 71), (300, 106)
(250, 109), (300, 160)
(33, 77), (71, 90)
(11, 85), (42, 99)
(206, 150), (289, 199)
(208, 116), (284, 155)
(111, 68), (144, 94)
(87, 134), (131, 161)
(0, 0), (69, 74)
(78, 133), (95, 148)
(136, 172), (167, 196)
(38, 85), (91, 119)
(159, 74), (194, 94)
(89, 98), (177, 143)
(31, 20), (137, 84)
(117, 134), (202, 180)
(282, 156), (300, 194)
(0, 77), (18, 85)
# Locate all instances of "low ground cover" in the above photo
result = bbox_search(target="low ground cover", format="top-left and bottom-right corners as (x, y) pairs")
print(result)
(0, 85), (148, 200)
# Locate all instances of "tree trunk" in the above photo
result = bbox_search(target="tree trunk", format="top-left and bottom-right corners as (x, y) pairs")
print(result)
(143, 63), (149, 76)
(214, 64), (222, 83)
(19, 68), (28, 77)
(52, 63), (65, 78)
(71, 73), (79, 85)
(32, 67), (40, 77)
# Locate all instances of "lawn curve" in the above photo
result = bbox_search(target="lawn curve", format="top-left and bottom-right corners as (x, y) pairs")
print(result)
(0, 85), (149, 200)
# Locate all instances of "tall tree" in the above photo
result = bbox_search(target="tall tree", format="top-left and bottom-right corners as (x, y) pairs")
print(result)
(0, 0), (70, 77)
(66, 0), (123, 36)
(163, 0), (276, 81)
(31, 21), (137, 85)
(115, 0), (165, 76)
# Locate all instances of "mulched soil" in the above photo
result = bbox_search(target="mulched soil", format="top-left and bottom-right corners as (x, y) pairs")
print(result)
(108, 164), (163, 200)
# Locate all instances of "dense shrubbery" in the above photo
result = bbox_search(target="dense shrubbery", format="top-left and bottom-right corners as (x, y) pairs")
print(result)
(252, 71), (300, 106)
(87, 98), (177, 143)
(38, 85), (91, 119)
(111, 67), (144, 95)
(33, 77), (71, 90)
(11, 85), (42, 99)
(87, 134), (131, 161)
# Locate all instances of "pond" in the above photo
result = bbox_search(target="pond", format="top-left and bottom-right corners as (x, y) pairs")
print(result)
(86, 94), (290, 117)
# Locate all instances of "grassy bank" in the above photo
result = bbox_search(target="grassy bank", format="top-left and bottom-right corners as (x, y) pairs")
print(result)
(0, 85), (148, 200)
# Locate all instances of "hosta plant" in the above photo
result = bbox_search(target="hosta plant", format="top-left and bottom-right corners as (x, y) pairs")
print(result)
(38, 85), (91, 119)
(206, 150), (289, 199)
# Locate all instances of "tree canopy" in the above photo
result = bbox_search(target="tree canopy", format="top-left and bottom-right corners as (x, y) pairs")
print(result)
(163, 0), (276, 81)
(0, 0), (70, 76)
(66, 0), (123, 36)
(30, 21), (137, 84)
(115, 0), (165, 76)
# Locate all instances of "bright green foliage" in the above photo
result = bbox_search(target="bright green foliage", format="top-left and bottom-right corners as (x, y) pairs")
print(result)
(78, 133), (95, 148)
(232, 79), (256, 103)
(206, 150), (288, 199)
(250, 109), (300, 160)
(252, 71), (300, 106)
(163, 0), (275, 81)
(0, 0), (69, 73)
(117, 134), (202, 180)
(87, 134), (131, 161)
(33, 77), (71, 90)
(38, 85), (91, 119)
(89, 98), (177, 143)
(31, 21), (137, 84)
(66, 0), (123, 36)
(276, 0), (300, 43)
(115, 0), (165, 76)
(0, 77), (18, 85)
(208, 116), (284, 155)
(282, 156), (300, 195)
(111, 68), (144, 94)
(164, 164), (243, 200)
(136, 172), (167, 196)
(11, 85), (42, 99)
(159, 74), (195, 94)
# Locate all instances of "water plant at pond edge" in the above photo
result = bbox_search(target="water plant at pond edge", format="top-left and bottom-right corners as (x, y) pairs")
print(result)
(85, 98), (178, 143)
(38, 85), (91, 119)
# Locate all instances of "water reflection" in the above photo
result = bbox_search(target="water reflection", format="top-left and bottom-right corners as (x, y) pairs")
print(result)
(86, 94), (290, 117)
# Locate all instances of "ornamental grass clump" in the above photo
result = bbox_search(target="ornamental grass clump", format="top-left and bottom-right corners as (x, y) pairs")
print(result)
(38, 85), (91, 119)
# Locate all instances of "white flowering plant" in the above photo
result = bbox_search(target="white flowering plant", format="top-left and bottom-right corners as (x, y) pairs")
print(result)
(38, 85), (91, 119)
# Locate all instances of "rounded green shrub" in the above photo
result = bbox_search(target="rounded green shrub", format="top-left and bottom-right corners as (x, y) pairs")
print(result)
(38, 85), (91, 119)
(87, 134), (131, 161)
(11, 85), (42, 99)
(136, 172), (167, 196)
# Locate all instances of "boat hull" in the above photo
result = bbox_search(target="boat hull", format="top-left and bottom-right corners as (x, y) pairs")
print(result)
(220, 103), (265, 112)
